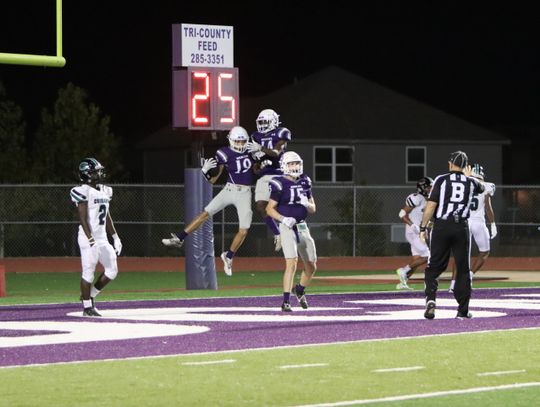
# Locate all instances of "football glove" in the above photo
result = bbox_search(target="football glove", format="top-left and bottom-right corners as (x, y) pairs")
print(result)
(246, 141), (262, 153)
(201, 158), (217, 174)
(260, 159), (273, 169)
(112, 233), (122, 256)
(299, 194), (310, 208)
(281, 217), (297, 228)
(490, 223), (497, 239)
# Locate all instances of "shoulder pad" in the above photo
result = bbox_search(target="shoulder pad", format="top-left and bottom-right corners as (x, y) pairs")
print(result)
(70, 185), (89, 203)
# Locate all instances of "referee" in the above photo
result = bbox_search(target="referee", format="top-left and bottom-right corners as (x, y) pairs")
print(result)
(419, 151), (484, 319)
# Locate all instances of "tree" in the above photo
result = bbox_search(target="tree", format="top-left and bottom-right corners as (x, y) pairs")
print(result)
(32, 82), (123, 183)
(0, 82), (29, 183)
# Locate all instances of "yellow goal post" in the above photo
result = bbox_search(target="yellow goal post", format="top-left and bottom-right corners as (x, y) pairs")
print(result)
(0, 0), (66, 67)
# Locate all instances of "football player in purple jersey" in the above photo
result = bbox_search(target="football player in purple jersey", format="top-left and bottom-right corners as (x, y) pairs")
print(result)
(266, 151), (317, 312)
(162, 126), (258, 276)
(246, 109), (292, 252)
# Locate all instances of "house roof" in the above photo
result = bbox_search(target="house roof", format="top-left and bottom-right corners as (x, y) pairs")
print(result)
(240, 66), (509, 144)
(138, 65), (509, 150)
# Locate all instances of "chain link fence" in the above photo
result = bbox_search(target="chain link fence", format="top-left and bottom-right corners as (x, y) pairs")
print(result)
(1, 184), (540, 258)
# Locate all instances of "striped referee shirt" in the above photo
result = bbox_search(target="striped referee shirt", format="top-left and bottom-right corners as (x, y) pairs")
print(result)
(428, 171), (485, 220)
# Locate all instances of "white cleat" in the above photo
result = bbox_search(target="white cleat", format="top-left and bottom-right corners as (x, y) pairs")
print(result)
(395, 267), (410, 289)
(162, 233), (184, 248)
(220, 252), (233, 276)
(274, 235), (282, 252)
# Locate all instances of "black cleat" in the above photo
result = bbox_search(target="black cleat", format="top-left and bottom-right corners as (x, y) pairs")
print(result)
(83, 307), (102, 317)
(424, 300), (436, 319)
(292, 286), (308, 309)
(281, 302), (292, 312)
(456, 311), (472, 319)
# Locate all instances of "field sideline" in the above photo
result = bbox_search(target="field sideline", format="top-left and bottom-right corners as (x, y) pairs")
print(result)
(1, 269), (540, 406)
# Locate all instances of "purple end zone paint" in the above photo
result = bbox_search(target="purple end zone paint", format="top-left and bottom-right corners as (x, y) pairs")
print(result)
(1, 288), (539, 367)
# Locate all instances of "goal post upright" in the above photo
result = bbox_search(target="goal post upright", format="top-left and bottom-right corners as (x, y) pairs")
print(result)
(0, 0), (66, 67)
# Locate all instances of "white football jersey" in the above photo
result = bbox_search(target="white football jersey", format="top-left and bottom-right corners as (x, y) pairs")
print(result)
(70, 184), (113, 242)
(469, 182), (495, 222)
(404, 192), (427, 227)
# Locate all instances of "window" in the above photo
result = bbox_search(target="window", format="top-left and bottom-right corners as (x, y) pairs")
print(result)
(406, 146), (426, 183)
(313, 146), (354, 182)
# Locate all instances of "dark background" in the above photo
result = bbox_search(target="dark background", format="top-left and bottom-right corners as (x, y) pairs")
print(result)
(1, 2), (539, 181)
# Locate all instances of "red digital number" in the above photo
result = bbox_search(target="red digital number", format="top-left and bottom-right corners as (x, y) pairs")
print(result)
(217, 72), (235, 124)
(191, 71), (210, 125)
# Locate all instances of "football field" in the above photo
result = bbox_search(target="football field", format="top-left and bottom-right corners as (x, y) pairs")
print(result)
(1, 270), (540, 406)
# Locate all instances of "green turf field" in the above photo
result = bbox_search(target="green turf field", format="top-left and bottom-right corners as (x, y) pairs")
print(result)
(1, 270), (540, 406)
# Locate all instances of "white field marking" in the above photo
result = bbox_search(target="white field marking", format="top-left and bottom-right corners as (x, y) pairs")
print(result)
(279, 363), (328, 369)
(66, 306), (504, 322)
(2, 326), (540, 370)
(0, 286), (536, 310)
(0, 321), (208, 348)
(181, 359), (236, 366)
(372, 366), (424, 373)
(477, 369), (526, 376)
(289, 382), (540, 407)
(348, 296), (540, 310)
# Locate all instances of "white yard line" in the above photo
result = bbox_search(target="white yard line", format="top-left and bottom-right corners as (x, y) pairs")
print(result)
(477, 369), (526, 376)
(279, 363), (328, 369)
(181, 359), (236, 366)
(290, 382), (540, 407)
(372, 366), (424, 373)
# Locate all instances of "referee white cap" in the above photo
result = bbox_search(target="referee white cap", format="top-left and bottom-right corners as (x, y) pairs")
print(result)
(448, 151), (468, 168)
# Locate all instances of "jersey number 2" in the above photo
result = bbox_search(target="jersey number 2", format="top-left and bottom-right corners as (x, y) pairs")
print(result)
(98, 204), (107, 225)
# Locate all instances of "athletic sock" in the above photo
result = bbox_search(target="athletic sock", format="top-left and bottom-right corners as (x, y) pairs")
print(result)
(283, 292), (291, 303)
(90, 286), (101, 298)
(177, 231), (188, 241)
(82, 299), (93, 309)
(264, 216), (280, 235)
(226, 250), (235, 259)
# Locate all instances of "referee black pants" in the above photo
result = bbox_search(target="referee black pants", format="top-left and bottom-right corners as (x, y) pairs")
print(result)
(425, 219), (471, 314)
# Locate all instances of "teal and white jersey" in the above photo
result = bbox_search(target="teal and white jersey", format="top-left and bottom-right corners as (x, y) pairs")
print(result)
(469, 182), (495, 223)
(70, 184), (113, 242)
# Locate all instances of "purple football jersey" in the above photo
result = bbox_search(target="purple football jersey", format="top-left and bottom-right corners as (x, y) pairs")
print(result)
(269, 174), (313, 222)
(251, 127), (292, 176)
(215, 147), (256, 185)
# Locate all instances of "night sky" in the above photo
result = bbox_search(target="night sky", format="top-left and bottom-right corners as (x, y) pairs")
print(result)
(1, 2), (539, 176)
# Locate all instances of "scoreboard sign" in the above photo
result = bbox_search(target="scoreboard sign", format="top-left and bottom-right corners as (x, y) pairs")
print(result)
(172, 23), (239, 130)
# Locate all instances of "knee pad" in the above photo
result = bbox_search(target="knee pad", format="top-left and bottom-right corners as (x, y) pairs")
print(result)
(104, 265), (118, 280)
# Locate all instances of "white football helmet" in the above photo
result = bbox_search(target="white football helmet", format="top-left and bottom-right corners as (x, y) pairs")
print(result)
(256, 109), (280, 133)
(280, 151), (303, 178)
(227, 126), (249, 153)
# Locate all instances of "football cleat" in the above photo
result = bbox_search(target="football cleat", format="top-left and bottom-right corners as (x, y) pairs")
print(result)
(220, 252), (233, 276)
(281, 302), (292, 312)
(292, 285), (308, 309)
(82, 307), (102, 317)
(424, 300), (436, 319)
(274, 235), (282, 252)
(162, 233), (184, 248)
(456, 311), (472, 319)
(396, 267), (408, 285)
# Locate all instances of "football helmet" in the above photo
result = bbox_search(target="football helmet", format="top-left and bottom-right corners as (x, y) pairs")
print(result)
(280, 151), (303, 178)
(416, 176), (433, 197)
(448, 150), (468, 168)
(471, 163), (485, 180)
(227, 126), (249, 153)
(256, 109), (280, 133)
(79, 158), (105, 183)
